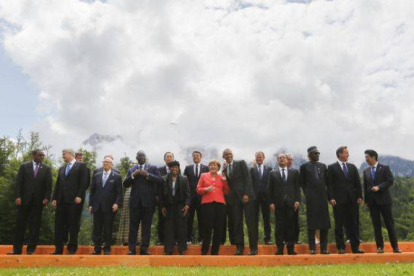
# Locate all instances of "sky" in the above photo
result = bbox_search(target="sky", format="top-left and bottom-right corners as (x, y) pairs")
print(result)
(1, 0), (414, 166)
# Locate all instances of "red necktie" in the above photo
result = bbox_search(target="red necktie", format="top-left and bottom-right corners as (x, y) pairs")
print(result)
(34, 163), (39, 178)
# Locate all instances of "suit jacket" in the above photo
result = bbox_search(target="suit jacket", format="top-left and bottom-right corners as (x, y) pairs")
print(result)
(250, 164), (272, 196)
(327, 162), (362, 205)
(222, 160), (255, 205)
(267, 167), (301, 208)
(15, 161), (52, 206)
(158, 166), (181, 177)
(52, 161), (89, 205)
(89, 170), (123, 213)
(93, 167), (120, 175)
(123, 163), (163, 208)
(160, 174), (191, 208)
(183, 164), (209, 197)
(363, 163), (394, 205)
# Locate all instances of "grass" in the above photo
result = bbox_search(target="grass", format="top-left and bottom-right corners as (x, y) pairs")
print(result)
(1, 264), (414, 276)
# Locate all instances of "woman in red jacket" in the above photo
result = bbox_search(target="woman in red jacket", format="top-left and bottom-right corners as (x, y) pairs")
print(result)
(197, 159), (229, 255)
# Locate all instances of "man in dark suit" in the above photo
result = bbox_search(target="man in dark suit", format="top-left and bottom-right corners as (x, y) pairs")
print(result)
(89, 157), (123, 255)
(93, 155), (120, 175)
(123, 150), (163, 255)
(51, 149), (88, 255)
(222, 148), (257, 255)
(183, 151), (209, 245)
(8, 149), (52, 255)
(363, 149), (401, 253)
(74, 152), (91, 240)
(287, 153), (301, 244)
(156, 151), (175, 245)
(250, 151), (272, 245)
(161, 161), (191, 255)
(268, 153), (301, 255)
(327, 146), (364, 254)
(300, 146), (331, 255)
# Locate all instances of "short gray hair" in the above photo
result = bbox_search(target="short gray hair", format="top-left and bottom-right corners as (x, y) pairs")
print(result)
(286, 153), (294, 160)
(62, 148), (75, 156)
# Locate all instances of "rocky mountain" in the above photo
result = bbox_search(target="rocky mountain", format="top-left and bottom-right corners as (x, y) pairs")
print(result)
(360, 155), (414, 177)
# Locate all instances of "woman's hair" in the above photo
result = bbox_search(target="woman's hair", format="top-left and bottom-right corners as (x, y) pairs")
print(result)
(208, 159), (221, 170)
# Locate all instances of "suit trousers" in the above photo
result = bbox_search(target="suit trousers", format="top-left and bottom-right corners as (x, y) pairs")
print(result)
(55, 202), (82, 253)
(222, 205), (235, 245)
(164, 204), (187, 254)
(254, 191), (271, 243)
(129, 202), (154, 252)
(157, 204), (165, 244)
(187, 195), (203, 242)
(346, 203), (360, 241)
(13, 201), (43, 253)
(333, 201), (360, 251)
(201, 202), (225, 255)
(308, 229), (328, 252)
(368, 202), (398, 249)
(228, 199), (258, 251)
(92, 209), (115, 252)
(274, 203), (296, 248)
(294, 209), (300, 242)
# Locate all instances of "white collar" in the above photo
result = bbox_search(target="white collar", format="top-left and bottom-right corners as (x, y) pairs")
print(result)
(372, 162), (378, 168)
(103, 169), (111, 175)
(67, 159), (76, 166)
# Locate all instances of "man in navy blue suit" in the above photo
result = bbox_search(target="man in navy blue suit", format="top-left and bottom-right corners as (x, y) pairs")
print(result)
(89, 156), (123, 255)
(123, 151), (163, 255)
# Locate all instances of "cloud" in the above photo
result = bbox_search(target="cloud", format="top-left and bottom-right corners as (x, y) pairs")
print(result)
(1, 0), (414, 166)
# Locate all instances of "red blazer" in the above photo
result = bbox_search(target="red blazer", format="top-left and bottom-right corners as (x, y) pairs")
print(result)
(196, 172), (229, 205)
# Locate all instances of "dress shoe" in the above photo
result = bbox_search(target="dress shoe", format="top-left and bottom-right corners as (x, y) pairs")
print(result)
(50, 252), (63, 255)
(275, 249), (284, 255)
(7, 251), (22, 255)
(140, 250), (151, 255)
(321, 250), (330, 255)
(164, 252), (173, 255)
(288, 250), (297, 255)
(309, 250), (317, 255)
(338, 249), (346, 254)
(178, 251), (185, 255)
(264, 241), (273, 245)
(187, 241), (192, 245)
(248, 250), (258, 256)
(156, 242), (164, 246)
(352, 249), (365, 254)
(67, 251), (76, 255)
(295, 240), (302, 245)
(127, 251), (136, 255)
(235, 248), (244, 255)
(26, 251), (35, 255)
(104, 251), (111, 255)
(91, 251), (101, 255)
(377, 248), (384, 254)
(393, 248), (402, 253)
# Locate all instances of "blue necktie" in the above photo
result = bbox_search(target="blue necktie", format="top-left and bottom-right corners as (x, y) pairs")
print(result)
(371, 166), (376, 180)
(65, 163), (72, 177)
(342, 163), (348, 178)
(102, 172), (108, 187)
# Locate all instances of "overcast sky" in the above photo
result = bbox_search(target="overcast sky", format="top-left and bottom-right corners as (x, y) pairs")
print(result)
(1, 0), (414, 166)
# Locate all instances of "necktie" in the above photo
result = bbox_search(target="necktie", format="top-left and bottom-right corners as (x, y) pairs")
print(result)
(195, 164), (199, 178)
(228, 164), (232, 175)
(371, 166), (376, 181)
(258, 165), (263, 179)
(140, 165), (143, 170)
(34, 163), (39, 178)
(65, 163), (72, 177)
(342, 163), (348, 178)
(103, 172), (108, 187)
(282, 168), (287, 182)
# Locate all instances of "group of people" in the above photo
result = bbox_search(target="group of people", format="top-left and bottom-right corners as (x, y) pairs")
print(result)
(8, 146), (402, 256)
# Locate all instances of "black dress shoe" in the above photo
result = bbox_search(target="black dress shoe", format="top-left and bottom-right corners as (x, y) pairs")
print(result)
(50, 251), (63, 255)
(288, 250), (297, 255)
(248, 250), (258, 256)
(140, 250), (151, 255)
(178, 251), (185, 255)
(26, 250), (35, 255)
(104, 251), (111, 255)
(275, 249), (284, 255)
(295, 240), (302, 245)
(156, 242), (164, 246)
(7, 251), (22, 255)
(377, 248), (384, 254)
(321, 250), (330, 255)
(352, 249), (365, 254)
(127, 251), (136, 255)
(91, 251), (101, 255)
(338, 249), (346, 254)
(164, 252), (173, 255)
(67, 251), (76, 255)
(309, 250), (317, 255)
(264, 241), (274, 245)
(393, 248), (402, 253)
(235, 249), (243, 255)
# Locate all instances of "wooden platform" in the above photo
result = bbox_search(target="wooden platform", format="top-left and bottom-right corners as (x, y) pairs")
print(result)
(1, 243), (414, 267)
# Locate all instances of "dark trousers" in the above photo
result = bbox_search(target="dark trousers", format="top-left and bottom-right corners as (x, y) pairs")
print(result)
(13, 203), (43, 253)
(254, 192), (271, 243)
(187, 195), (203, 242)
(308, 229), (328, 252)
(201, 202), (225, 255)
(129, 203), (155, 252)
(368, 202), (398, 249)
(333, 201), (360, 251)
(92, 210), (115, 252)
(222, 205), (235, 245)
(164, 204), (187, 254)
(157, 204), (165, 243)
(228, 200), (258, 251)
(274, 203), (296, 249)
(55, 202), (82, 253)
(346, 203), (360, 241)
(294, 209), (300, 242)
